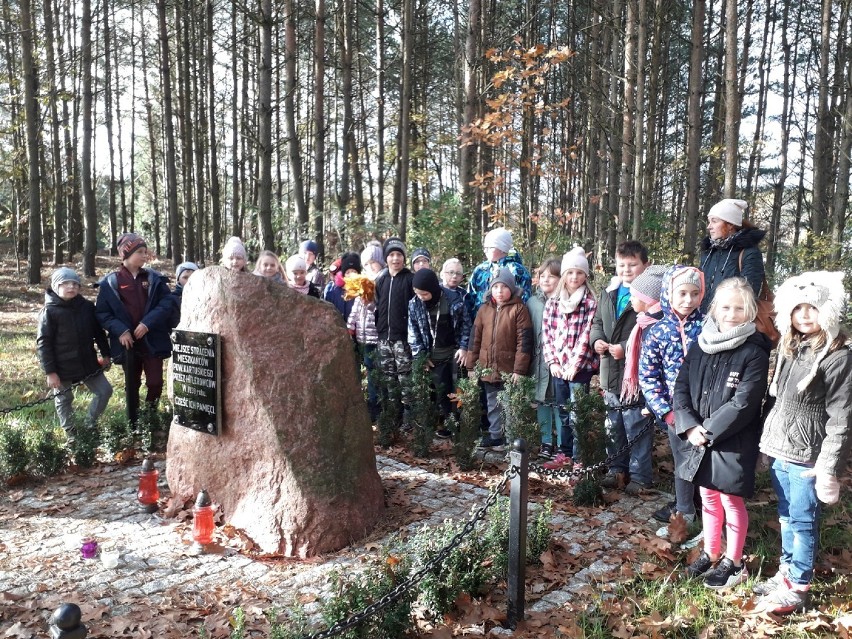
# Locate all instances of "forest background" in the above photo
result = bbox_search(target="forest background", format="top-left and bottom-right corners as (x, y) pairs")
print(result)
(1, 0), (851, 285)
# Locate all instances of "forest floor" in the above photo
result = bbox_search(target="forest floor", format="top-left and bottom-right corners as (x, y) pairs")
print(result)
(1, 249), (851, 638)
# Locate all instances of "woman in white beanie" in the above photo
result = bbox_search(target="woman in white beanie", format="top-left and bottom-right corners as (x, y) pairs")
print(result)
(699, 198), (765, 314)
(753, 271), (851, 614)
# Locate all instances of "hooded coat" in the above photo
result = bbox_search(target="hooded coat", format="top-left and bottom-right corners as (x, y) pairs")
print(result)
(465, 294), (534, 383)
(465, 251), (532, 321)
(699, 226), (765, 313)
(37, 290), (110, 381)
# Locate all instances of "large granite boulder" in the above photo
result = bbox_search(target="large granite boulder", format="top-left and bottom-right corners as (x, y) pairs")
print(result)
(165, 266), (384, 557)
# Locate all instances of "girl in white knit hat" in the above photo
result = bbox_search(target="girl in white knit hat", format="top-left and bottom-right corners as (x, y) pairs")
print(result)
(754, 271), (851, 614)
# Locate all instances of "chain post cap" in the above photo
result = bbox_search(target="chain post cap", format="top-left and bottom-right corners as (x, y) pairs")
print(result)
(512, 438), (526, 452)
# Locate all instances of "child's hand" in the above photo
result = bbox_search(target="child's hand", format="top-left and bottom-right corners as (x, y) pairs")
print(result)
(685, 425), (709, 447)
(46, 373), (61, 389)
(511, 372), (521, 383)
(664, 412), (676, 428)
(549, 363), (562, 379)
(425, 359), (435, 369)
(454, 349), (467, 365)
(133, 323), (149, 340)
(119, 331), (134, 349)
(593, 340), (610, 355)
(97, 356), (111, 371)
(802, 469), (840, 504)
(608, 344), (625, 360)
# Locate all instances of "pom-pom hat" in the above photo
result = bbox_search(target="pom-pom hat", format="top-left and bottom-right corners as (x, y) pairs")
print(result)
(222, 236), (247, 260)
(770, 271), (848, 395)
(708, 198), (748, 228)
(561, 246), (589, 276)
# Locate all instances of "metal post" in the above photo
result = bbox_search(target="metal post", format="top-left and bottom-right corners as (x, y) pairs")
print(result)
(49, 603), (87, 639)
(507, 438), (528, 628)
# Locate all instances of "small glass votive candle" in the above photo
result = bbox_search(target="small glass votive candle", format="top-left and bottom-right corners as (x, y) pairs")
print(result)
(80, 537), (98, 559)
(100, 549), (120, 569)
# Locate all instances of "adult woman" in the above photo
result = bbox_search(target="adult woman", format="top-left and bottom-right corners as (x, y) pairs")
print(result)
(699, 198), (765, 313)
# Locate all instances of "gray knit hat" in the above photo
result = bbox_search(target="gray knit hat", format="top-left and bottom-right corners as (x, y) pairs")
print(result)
(175, 262), (199, 283)
(489, 267), (518, 296)
(50, 267), (80, 293)
(630, 265), (667, 305)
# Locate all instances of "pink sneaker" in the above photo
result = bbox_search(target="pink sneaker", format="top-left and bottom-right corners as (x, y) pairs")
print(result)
(542, 453), (572, 470)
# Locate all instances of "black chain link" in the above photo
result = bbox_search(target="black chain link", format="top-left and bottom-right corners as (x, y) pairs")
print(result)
(300, 465), (520, 639)
(528, 415), (655, 480)
(0, 364), (113, 417)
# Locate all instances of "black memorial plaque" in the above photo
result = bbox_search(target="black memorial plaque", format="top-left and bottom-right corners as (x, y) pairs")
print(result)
(171, 330), (222, 435)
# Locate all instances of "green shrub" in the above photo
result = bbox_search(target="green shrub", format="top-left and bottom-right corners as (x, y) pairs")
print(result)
(0, 423), (29, 479)
(528, 499), (553, 562)
(407, 355), (438, 457)
(28, 424), (67, 476)
(451, 367), (483, 470)
(571, 386), (607, 468)
(100, 410), (133, 458)
(573, 477), (604, 507)
(69, 419), (100, 468)
(497, 373), (538, 448)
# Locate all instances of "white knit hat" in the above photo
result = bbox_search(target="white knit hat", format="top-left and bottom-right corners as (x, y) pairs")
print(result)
(560, 246), (589, 276)
(222, 236), (247, 260)
(285, 255), (307, 274)
(483, 228), (513, 254)
(770, 271), (848, 395)
(708, 198), (748, 227)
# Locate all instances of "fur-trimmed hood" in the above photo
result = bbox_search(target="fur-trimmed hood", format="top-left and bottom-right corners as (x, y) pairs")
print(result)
(700, 226), (766, 252)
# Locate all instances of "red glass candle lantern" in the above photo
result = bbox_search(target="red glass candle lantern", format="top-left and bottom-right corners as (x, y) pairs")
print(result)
(137, 458), (160, 513)
(192, 489), (215, 546)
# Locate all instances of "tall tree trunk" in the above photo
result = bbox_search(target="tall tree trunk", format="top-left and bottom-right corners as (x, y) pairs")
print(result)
(312, 0), (326, 256)
(459, 0), (481, 230)
(631, 0), (647, 238)
(830, 34), (851, 265)
(21, 0), (41, 283)
(176, 0), (196, 261)
(284, 0), (308, 229)
(258, 0), (275, 250)
(395, 0), (413, 238)
(810, 0), (833, 246)
(44, 0), (64, 265)
(375, 0), (386, 225)
(745, 0), (775, 201)
(81, 0), (97, 275)
(103, 3), (118, 253)
(230, 1), (240, 238)
(722, 0), (739, 197)
(141, 15), (162, 255)
(618, 0), (637, 242)
(683, 0), (705, 264)
(341, 0), (365, 226)
(158, 0), (181, 262)
(208, 0), (221, 257)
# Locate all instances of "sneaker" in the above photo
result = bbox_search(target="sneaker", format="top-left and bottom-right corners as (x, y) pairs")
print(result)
(756, 580), (808, 615)
(538, 443), (555, 460)
(652, 501), (676, 523)
(601, 471), (627, 488)
(435, 429), (452, 439)
(542, 453), (572, 470)
(625, 480), (652, 496)
(478, 436), (506, 451)
(752, 566), (790, 597)
(685, 551), (716, 578)
(703, 558), (748, 590)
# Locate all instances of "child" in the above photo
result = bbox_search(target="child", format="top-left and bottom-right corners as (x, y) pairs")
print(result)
(528, 258), (561, 458)
(542, 247), (599, 466)
(361, 240), (386, 280)
(440, 258), (465, 293)
(300, 239), (325, 289)
(408, 268), (471, 435)
(171, 261), (199, 328)
(466, 267), (534, 450)
(466, 227), (532, 322)
(37, 268), (112, 437)
(221, 236), (248, 271)
(345, 274), (380, 421)
(96, 233), (173, 425)
(639, 265), (705, 534)
(410, 247), (432, 272)
(590, 241), (651, 492)
(753, 271), (851, 614)
(323, 252), (361, 320)
(253, 250), (286, 283)
(374, 237), (415, 428)
(285, 255), (320, 297)
(674, 277), (771, 590)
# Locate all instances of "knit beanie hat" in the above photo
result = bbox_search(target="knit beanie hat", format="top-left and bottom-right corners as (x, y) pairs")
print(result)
(412, 268), (442, 300)
(117, 233), (147, 260)
(489, 267), (518, 296)
(383, 237), (406, 260)
(285, 255), (307, 274)
(483, 228), (513, 254)
(671, 267), (702, 291)
(411, 247), (432, 267)
(299, 239), (319, 255)
(361, 241), (386, 269)
(51, 267), (80, 293)
(222, 236), (247, 260)
(708, 198), (748, 227)
(339, 252), (362, 274)
(561, 246), (589, 276)
(630, 265), (667, 306)
(770, 271), (848, 395)
(175, 262), (199, 282)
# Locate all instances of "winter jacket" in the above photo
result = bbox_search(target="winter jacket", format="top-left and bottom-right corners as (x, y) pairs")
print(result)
(465, 295), (533, 383)
(527, 291), (551, 402)
(323, 282), (355, 322)
(96, 268), (174, 362)
(699, 227), (765, 313)
(347, 296), (379, 346)
(760, 343), (852, 477)
(37, 290), (110, 382)
(373, 268), (415, 342)
(589, 276), (638, 395)
(307, 282), (321, 299)
(542, 287), (599, 382)
(408, 287), (471, 358)
(639, 266), (705, 421)
(465, 252), (533, 322)
(306, 263), (325, 290)
(673, 331), (771, 497)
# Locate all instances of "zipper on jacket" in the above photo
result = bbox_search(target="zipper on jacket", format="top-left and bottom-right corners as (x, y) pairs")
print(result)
(387, 275), (394, 336)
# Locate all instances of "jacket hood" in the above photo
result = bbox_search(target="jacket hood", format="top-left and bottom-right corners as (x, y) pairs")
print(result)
(660, 265), (705, 322)
(746, 329), (773, 354)
(700, 226), (766, 252)
(44, 288), (83, 307)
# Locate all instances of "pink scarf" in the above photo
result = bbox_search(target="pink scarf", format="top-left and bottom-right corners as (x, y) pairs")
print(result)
(289, 282), (311, 295)
(620, 303), (661, 403)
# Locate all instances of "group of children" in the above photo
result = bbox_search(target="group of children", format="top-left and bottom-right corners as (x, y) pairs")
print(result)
(36, 222), (849, 615)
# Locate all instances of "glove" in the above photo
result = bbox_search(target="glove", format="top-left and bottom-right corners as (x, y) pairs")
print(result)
(801, 469), (840, 505)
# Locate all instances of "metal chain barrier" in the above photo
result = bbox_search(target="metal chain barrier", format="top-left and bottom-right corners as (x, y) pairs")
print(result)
(0, 363), (113, 417)
(300, 464), (520, 639)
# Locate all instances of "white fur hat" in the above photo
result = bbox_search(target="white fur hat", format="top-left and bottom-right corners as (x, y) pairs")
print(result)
(708, 198), (748, 227)
(561, 246), (589, 276)
(770, 271), (848, 394)
(483, 228), (513, 254)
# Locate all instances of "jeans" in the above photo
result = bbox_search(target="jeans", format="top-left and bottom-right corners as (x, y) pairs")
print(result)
(553, 379), (588, 459)
(482, 381), (504, 440)
(54, 372), (113, 432)
(668, 425), (696, 516)
(605, 406), (654, 485)
(771, 458), (820, 586)
(537, 404), (561, 447)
